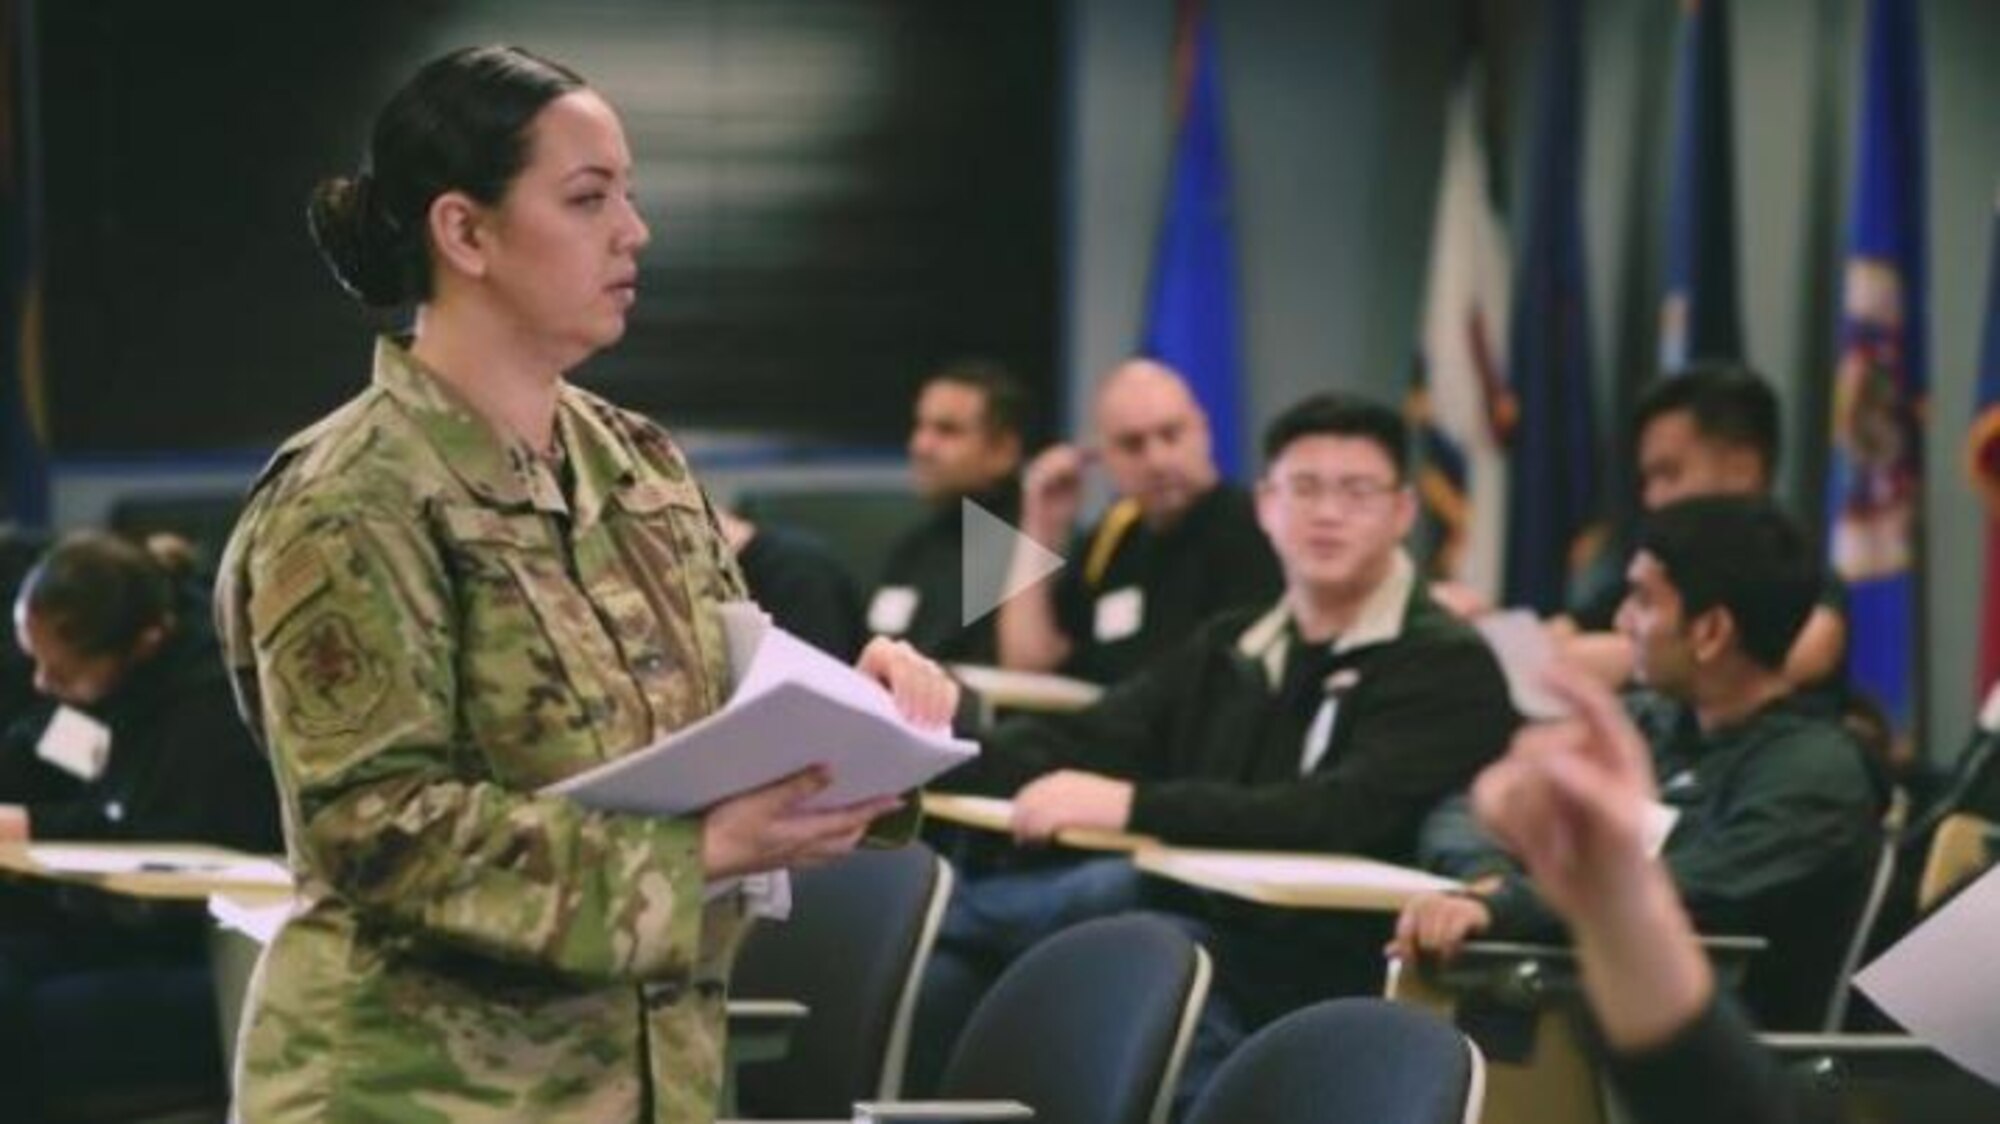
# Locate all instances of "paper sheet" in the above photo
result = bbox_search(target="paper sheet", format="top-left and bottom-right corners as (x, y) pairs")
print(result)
(208, 892), (302, 944)
(1473, 609), (1574, 720)
(1147, 850), (1461, 896)
(550, 603), (978, 815)
(1856, 863), (2000, 1086)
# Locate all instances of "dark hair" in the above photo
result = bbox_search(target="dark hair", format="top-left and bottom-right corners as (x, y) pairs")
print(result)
(1261, 392), (1409, 479)
(307, 45), (587, 308)
(16, 531), (190, 658)
(1636, 495), (1819, 671)
(927, 359), (1030, 442)
(1632, 362), (1781, 479)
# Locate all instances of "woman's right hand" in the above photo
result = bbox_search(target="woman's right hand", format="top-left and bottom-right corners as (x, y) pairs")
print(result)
(699, 766), (903, 880)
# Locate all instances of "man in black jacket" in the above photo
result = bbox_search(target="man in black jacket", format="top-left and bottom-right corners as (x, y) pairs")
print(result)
(867, 359), (1029, 664)
(1396, 497), (1884, 1030)
(913, 393), (1520, 1104)
(1451, 663), (1844, 1124)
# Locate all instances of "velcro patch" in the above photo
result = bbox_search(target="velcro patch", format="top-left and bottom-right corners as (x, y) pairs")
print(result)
(618, 477), (705, 514)
(251, 539), (332, 645)
(273, 610), (389, 739)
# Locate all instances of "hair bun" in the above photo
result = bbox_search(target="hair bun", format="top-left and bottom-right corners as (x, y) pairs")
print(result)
(306, 173), (410, 308)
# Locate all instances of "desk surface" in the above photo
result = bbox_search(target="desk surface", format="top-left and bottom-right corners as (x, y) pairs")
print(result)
(0, 841), (294, 902)
(948, 664), (1103, 714)
(1134, 846), (1461, 912)
(920, 792), (1155, 853)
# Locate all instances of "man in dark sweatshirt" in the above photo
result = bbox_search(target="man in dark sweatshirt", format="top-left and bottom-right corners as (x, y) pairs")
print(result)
(1396, 496), (1884, 1031)
(914, 392), (1520, 1106)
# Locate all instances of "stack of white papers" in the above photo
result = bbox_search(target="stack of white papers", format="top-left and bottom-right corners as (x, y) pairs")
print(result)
(550, 604), (978, 815)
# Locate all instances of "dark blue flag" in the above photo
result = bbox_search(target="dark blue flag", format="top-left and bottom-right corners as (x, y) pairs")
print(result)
(1660, 0), (1744, 370)
(1826, 0), (1926, 739)
(1967, 189), (1999, 691)
(1141, 0), (1245, 478)
(1503, 0), (1600, 612)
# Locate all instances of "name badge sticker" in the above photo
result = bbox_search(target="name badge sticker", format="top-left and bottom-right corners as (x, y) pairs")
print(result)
(37, 706), (112, 782)
(868, 586), (920, 635)
(1094, 586), (1144, 642)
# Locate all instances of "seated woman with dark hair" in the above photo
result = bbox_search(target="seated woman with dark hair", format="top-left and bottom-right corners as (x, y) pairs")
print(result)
(0, 530), (283, 1115)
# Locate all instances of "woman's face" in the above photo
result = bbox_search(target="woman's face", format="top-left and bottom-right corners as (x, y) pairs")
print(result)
(477, 90), (651, 366)
(13, 607), (135, 708)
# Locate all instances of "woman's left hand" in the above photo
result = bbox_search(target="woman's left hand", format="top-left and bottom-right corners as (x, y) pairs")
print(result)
(856, 637), (959, 730)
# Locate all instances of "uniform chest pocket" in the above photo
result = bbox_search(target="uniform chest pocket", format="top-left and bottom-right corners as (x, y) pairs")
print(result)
(612, 477), (742, 608)
(436, 504), (647, 784)
(602, 478), (741, 729)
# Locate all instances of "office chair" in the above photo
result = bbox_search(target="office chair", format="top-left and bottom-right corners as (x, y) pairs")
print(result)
(922, 914), (1211, 1124)
(731, 844), (953, 1117)
(1186, 997), (1483, 1124)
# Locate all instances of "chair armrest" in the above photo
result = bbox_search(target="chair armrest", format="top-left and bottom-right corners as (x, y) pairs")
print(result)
(852, 1099), (1035, 1121)
(1414, 936), (1768, 1008)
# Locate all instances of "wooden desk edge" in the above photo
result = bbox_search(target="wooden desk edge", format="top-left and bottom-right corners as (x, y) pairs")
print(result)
(918, 793), (1155, 853)
(1131, 847), (1446, 913)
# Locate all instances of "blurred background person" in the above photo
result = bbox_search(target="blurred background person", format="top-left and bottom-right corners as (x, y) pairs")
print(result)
(0, 530), (282, 1117)
(870, 359), (1029, 664)
(997, 358), (1280, 684)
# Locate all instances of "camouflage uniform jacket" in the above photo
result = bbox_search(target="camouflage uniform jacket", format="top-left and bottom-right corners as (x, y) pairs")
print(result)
(216, 337), (754, 1122)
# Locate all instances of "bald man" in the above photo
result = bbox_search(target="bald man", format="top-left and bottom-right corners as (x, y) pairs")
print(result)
(997, 359), (1281, 684)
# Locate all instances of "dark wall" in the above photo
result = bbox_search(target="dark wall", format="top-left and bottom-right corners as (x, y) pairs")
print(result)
(39, 0), (1058, 453)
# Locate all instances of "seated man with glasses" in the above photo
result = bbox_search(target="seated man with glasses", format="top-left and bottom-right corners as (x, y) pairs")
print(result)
(912, 392), (1521, 1108)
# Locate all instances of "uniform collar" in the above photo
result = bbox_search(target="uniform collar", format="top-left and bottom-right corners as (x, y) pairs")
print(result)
(1234, 550), (1416, 689)
(372, 336), (637, 521)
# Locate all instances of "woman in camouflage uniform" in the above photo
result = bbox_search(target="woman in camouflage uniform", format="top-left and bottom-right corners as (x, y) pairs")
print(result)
(216, 46), (955, 1122)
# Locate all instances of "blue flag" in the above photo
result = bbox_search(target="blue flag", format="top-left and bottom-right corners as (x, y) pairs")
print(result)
(1502, 0), (1600, 613)
(1827, 0), (1926, 737)
(1, 0), (49, 528)
(1660, 0), (1745, 370)
(1141, 0), (1245, 478)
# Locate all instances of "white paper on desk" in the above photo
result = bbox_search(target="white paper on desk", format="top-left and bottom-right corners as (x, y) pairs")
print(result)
(26, 844), (294, 886)
(1473, 609), (1573, 721)
(549, 603), (978, 815)
(1855, 863), (2000, 1086)
(1155, 851), (1462, 896)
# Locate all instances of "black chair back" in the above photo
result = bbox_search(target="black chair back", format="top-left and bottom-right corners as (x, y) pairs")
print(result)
(731, 845), (951, 1117)
(939, 915), (1210, 1124)
(1187, 998), (1482, 1124)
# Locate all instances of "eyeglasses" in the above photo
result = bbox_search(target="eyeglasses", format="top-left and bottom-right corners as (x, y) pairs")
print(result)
(1266, 474), (1400, 510)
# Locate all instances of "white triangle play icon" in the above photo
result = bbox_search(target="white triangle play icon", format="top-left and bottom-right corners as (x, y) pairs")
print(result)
(961, 498), (1065, 626)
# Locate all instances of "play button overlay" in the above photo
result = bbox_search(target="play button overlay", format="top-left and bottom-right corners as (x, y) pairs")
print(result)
(961, 498), (1065, 626)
